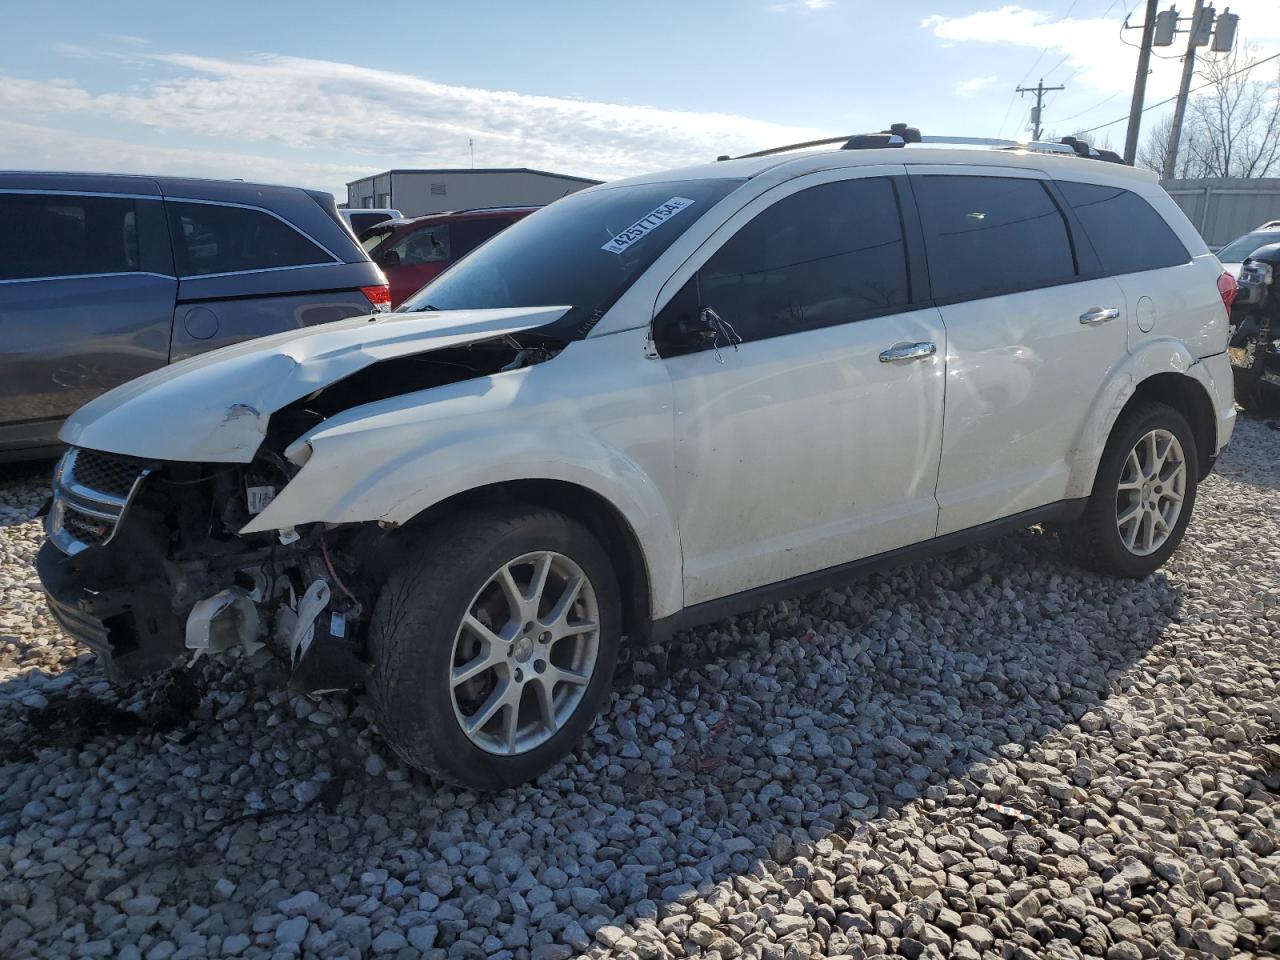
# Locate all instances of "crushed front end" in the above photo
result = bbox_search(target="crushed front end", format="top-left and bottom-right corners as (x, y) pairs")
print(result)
(39, 445), (377, 688)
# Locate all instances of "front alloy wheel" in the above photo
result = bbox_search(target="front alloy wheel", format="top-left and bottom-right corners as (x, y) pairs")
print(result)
(367, 507), (621, 789)
(451, 551), (600, 755)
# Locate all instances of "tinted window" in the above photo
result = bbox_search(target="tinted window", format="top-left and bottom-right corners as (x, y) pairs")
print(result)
(400, 178), (741, 340)
(1059, 181), (1189, 275)
(348, 211), (391, 233)
(391, 224), (451, 265)
(1215, 230), (1280, 264)
(914, 176), (1076, 301)
(692, 177), (910, 344)
(0, 193), (140, 281)
(167, 201), (332, 277)
(452, 218), (517, 258)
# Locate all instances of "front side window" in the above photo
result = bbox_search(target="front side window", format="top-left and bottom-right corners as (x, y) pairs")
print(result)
(0, 193), (140, 281)
(1058, 181), (1189, 275)
(400, 178), (742, 339)
(688, 177), (910, 345)
(913, 175), (1077, 302)
(392, 224), (451, 265)
(167, 201), (333, 277)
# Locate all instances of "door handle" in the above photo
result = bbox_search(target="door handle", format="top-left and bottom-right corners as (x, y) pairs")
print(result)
(879, 341), (937, 362)
(1079, 306), (1120, 325)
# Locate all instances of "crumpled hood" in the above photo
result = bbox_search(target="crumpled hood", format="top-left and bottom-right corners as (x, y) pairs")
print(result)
(60, 306), (570, 463)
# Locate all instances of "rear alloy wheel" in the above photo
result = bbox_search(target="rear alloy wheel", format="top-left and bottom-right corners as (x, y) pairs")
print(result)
(1113, 428), (1187, 557)
(367, 506), (620, 789)
(1065, 401), (1199, 578)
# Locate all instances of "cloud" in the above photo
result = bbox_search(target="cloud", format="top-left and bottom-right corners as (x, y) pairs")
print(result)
(922, 1), (1280, 104)
(956, 75), (999, 97)
(768, 0), (835, 12)
(0, 52), (833, 197)
(0, 119), (377, 197)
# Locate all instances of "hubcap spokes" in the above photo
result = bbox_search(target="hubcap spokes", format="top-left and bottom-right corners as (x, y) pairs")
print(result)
(1115, 428), (1186, 557)
(450, 551), (599, 755)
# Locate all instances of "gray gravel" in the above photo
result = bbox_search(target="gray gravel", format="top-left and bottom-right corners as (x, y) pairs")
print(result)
(2, 415), (1278, 960)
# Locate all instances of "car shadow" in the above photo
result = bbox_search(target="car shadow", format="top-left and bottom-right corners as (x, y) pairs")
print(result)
(0, 522), (1177, 957)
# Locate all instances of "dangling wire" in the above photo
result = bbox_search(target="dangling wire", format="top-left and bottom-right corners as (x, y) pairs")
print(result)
(702, 307), (743, 364)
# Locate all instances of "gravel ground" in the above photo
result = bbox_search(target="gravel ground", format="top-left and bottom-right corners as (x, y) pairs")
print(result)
(1, 416), (1278, 960)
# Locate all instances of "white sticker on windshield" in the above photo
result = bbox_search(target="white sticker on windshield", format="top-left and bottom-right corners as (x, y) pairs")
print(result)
(601, 197), (696, 254)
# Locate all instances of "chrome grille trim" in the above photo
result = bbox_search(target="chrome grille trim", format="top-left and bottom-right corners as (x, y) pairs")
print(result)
(47, 448), (151, 555)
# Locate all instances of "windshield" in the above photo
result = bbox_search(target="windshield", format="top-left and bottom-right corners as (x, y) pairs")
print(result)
(360, 224), (396, 254)
(398, 178), (743, 336)
(1218, 230), (1280, 263)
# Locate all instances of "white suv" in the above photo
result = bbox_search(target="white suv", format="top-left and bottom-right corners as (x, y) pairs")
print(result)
(39, 129), (1237, 788)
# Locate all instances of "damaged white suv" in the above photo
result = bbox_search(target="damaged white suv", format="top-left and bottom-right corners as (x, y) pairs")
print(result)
(40, 129), (1237, 788)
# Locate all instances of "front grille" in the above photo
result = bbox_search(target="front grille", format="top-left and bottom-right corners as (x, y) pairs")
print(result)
(47, 448), (150, 555)
(61, 509), (115, 548)
(67, 449), (143, 499)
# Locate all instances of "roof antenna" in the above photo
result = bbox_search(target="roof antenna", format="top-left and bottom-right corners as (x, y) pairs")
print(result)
(469, 138), (475, 169)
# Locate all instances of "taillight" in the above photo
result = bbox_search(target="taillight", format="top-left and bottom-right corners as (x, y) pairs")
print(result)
(361, 284), (391, 312)
(1217, 271), (1237, 311)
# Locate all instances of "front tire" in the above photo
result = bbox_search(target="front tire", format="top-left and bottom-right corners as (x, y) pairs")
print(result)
(1065, 401), (1199, 578)
(367, 506), (620, 789)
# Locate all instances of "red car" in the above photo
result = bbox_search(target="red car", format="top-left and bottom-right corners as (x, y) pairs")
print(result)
(360, 206), (537, 308)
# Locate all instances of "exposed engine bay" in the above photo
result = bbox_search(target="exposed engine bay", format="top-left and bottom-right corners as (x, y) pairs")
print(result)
(39, 330), (564, 687)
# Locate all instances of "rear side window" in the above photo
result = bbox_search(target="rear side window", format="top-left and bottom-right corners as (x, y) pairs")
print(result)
(452, 218), (516, 259)
(391, 224), (451, 265)
(167, 201), (333, 277)
(693, 177), (911, 344)
(0, 193), (139, 281)
(914, 176), (1077, 302)
(1058, 181), (1189, 275)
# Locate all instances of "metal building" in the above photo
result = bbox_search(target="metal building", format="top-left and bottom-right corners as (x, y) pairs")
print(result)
(345, 168), (601, 218)
(1162, 178), (1280, 248)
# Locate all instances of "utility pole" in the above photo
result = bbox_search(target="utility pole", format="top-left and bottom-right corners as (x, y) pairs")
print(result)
(1017, 78), (1065, 141)
(1123, 0), (1160, 165)
(1163, 0), (1205, 179)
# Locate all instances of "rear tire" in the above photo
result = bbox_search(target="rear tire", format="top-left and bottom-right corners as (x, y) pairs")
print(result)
(367, 505), (620, 789)
(1064, 401), (1199, 578)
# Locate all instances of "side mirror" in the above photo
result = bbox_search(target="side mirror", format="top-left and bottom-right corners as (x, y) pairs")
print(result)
(376, 249), (401, 269)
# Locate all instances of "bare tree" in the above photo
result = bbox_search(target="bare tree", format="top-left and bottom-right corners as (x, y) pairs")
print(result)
(1137, 114), (1212, 179)
(1182, 44), (1280, 178)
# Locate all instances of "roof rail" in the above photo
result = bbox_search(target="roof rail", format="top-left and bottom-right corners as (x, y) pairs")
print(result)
(721, 124), (1127, 165)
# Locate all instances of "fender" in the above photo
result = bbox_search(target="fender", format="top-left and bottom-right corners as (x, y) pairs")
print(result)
(241, 332), (685, 619)
(1065, 338), (1225, 499)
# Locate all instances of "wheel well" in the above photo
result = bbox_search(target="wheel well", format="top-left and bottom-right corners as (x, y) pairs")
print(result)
(1125, 372), (1217, 479)
(399, 480), (654, 645)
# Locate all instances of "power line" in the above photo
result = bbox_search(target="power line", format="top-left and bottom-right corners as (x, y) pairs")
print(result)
(1020, 1), (1136, 134)
(999, 0), (1089, 137)
(1077, 49), (1280, 135)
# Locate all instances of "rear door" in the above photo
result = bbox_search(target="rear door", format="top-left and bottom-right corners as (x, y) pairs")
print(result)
(0, 185), (176, 454)
(909, 167), (1128, 535)
(162, 188), (379, 360)
(1054, 179), (1211, 356)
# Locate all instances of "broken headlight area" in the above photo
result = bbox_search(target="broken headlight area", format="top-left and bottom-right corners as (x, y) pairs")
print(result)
(39, 449), (384, 692)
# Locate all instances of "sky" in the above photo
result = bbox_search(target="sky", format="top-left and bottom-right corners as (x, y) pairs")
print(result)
(3, 0), (1278, 202)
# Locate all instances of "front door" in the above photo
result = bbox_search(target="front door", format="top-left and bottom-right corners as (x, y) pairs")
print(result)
(653, 169), (947, 606)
